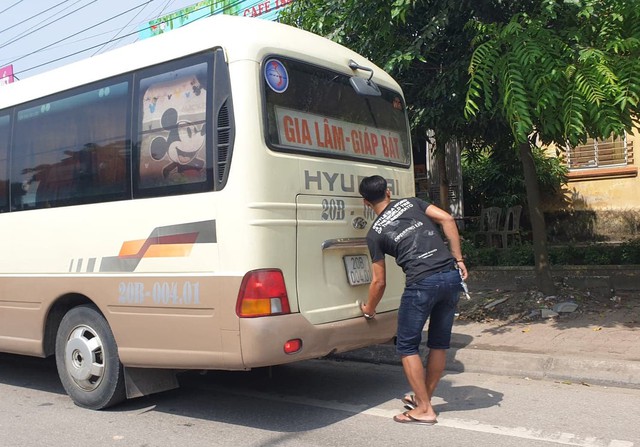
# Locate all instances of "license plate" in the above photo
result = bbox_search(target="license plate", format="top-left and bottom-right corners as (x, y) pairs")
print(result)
(343, 255), (372, 286)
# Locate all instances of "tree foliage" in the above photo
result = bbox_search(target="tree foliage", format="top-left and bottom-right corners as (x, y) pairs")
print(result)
(465, 0), (640, 147)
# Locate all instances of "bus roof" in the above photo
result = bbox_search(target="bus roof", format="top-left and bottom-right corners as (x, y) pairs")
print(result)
(0, 14), (401, 110)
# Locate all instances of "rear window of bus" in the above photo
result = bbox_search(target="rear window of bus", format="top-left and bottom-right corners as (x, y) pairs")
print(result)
(263, 57), (411, 167)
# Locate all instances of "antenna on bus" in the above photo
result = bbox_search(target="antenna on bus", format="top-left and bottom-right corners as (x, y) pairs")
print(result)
(348, 59), (381, 97)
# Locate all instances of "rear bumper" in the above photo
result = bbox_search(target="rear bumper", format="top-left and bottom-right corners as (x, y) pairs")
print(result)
(239, 310), (398, 368)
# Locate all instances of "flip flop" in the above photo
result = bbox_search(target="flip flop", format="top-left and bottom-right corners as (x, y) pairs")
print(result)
(393, 411), (438, 425)
(401, 394), (417, 410)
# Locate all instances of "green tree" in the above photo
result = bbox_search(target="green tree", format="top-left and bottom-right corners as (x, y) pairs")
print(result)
(465, 0), (640, 292)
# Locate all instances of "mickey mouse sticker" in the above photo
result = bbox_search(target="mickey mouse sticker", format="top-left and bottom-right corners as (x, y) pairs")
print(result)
(150, 107), (205, 179)
(140, 71), (207, 188)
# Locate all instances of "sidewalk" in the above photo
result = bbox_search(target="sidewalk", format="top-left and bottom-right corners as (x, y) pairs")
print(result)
(332, 307), (640, 390)
(447, 316), (640, 388)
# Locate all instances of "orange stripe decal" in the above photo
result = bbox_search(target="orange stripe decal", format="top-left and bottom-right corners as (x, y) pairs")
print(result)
(118, 233), (200, 259)
(119, 240), (147, 257)
(144, 244), (194, 258)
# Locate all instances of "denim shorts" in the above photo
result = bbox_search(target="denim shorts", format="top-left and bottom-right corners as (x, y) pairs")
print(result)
(396, 269), (462, 355)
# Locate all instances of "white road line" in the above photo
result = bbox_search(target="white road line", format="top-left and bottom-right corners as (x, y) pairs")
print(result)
(220, 387), (634, 447)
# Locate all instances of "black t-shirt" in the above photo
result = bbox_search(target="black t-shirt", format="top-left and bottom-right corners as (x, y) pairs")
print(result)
(366, 197), (455, 285)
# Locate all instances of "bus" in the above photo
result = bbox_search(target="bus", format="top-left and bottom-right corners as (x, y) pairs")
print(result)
(0, 14), (414, 409)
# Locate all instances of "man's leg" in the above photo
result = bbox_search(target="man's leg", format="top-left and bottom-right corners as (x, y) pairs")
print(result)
(394, 277), (440, 423)
(403, 348), (446, 403)
(425, 348), (446, 400)
(400, 354), (437, 421)
(417, 270), (460, 410)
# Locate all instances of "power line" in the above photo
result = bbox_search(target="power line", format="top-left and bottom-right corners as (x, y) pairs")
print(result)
(109, 0), (175, 50)
(5, 0), (154, 66)
(0, 0), (25, 17)
(12, 1), (212, 75)
(1, 0), (161, 65)
(157, 0), (178, 16)
(0, 0), (97, 51)
(0, 0), (74, 37)
(91, 1), (154, 56)
(13, 0), (282, 77)
(3, 2), (168, 59)
(4, 22), (131, 59)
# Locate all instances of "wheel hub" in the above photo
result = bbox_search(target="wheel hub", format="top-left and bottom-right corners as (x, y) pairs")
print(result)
(65, 326), (105, 391)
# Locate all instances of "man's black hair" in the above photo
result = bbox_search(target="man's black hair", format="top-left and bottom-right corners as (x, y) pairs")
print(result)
(359, 175), (387, 204)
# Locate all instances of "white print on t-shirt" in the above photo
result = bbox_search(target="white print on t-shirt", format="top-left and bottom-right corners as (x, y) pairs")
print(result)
(373, 199), (413, 234)
(393, 221), (423, 242)
(418, 249), (438, 259)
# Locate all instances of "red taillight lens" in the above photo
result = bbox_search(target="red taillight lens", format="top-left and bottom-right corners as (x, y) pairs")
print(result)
(284, 339), (302, 354)
(236, 269), (291, 318)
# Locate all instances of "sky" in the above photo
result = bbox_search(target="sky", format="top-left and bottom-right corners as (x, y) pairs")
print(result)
(0, 0), (222, 80)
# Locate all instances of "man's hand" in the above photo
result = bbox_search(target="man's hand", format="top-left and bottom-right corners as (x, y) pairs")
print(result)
(360, 259), (386, 320)
(456, 260), (469, 280)
(360, 302), (376, 320)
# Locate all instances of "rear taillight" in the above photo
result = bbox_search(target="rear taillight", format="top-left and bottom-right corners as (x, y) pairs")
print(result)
(236, 269), (291, 318)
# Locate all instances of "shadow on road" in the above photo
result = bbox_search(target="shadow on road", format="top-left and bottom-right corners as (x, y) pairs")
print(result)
(0, 353), (504, 431)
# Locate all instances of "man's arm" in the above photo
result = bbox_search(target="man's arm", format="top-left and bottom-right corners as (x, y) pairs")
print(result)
(361, 259), (386, 318)
(425, 204), (468, 280)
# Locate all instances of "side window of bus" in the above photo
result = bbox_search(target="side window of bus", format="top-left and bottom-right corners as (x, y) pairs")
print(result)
(134, 55), (213, 197)
(0, 114), (9, 213)
(11, 81), (130, 210)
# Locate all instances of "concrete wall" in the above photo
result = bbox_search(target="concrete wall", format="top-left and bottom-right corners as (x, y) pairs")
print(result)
(467, 265), (640, 296)
(542, 130), (639, 241)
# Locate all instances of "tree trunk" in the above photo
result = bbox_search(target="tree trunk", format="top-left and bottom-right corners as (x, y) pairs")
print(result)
(436, 147), (450, 212)
(519, 141), (556, 295)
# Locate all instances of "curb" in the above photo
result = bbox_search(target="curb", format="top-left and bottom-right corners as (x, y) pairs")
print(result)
(329, 343), (640, 390)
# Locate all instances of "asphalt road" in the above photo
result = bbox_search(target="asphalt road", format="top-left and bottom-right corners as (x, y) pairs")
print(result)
(1, 353), (638, 447)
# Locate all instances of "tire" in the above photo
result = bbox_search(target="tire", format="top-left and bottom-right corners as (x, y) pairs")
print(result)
(55, 305), (126, 409)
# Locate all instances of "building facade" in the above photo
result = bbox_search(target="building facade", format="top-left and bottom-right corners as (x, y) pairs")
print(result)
(544, 131), (638, 242)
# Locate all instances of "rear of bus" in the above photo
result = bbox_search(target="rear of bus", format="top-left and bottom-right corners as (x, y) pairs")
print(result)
(228, 25), (414, 368)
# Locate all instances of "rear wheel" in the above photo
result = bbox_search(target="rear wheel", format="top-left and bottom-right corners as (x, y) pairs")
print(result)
(55, 305), (126, 409)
